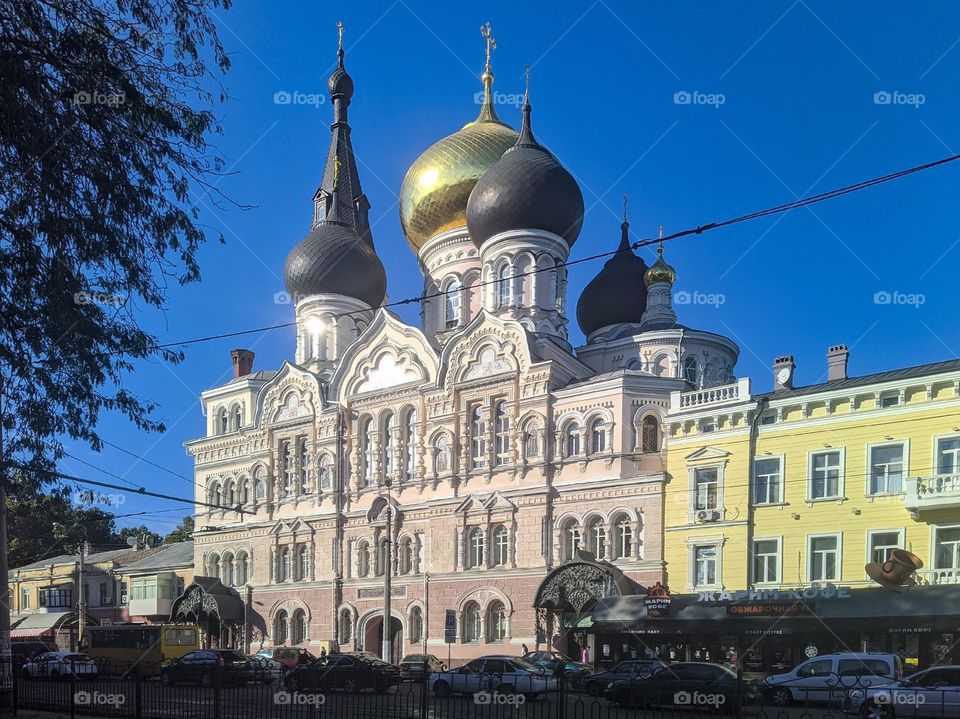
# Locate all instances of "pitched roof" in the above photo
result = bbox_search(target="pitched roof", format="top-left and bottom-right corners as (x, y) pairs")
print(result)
(11, 547), (138, 572)
(121, 542), (193, 573)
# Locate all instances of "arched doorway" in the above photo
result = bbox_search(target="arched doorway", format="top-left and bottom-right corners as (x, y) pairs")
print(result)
(361, 614), (402, 664)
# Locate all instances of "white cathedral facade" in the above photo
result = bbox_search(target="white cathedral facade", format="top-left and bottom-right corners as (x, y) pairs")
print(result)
(184, 32), (739, 664)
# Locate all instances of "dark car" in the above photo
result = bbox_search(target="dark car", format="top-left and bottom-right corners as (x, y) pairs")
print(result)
(579, 659), (666, 696)
(284, 654), (400, 693)
(605, 661), (762, 711)
(159, 650), (253, 688)
(522, 651), (586, 676)
(399, 654), (445, 681)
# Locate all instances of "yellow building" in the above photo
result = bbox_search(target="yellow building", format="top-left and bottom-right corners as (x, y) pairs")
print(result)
(590, 350), (960, 672)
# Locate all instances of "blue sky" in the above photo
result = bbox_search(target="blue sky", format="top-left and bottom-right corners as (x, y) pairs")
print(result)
(63, 1), (960, 535)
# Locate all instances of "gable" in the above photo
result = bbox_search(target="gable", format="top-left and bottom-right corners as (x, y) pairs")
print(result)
(684, 446), (731, 462)
(255, 363), (323, 428)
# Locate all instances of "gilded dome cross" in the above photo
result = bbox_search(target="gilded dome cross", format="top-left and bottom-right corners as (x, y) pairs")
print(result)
(481, 22), (496, 72)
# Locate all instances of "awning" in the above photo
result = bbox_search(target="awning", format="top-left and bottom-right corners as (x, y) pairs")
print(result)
(170, 576), (243, 623)
(10, 612), (70, 639)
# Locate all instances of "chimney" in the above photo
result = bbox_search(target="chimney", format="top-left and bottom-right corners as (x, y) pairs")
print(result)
(231, 349), (255, 379)
(827, 344), (849, 382)
(773, 355), (795, 391)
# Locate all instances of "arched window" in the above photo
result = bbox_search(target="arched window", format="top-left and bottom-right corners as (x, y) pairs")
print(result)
(651, 355), (667, 377)
(279, 547), (291, 582)
(468, 527), (484, 569)
(208, 481), (221, 508)
(280, 440), (293, 497)
(399, 537), (414, 575)
(587, 518), (607, 560)
(291, 609), (306, 644)
(566, 423), (582, 457)
(463, 602), (481, 643)
(612, 515), (634, 560)
(562, 520), (581, 561)
(275, 610), (288, 645)
(318, 455), (333, 490)
(231, 406), (242, 431)
(360, 417), (374, 485)
(492, 525), (508, 567)
(641, 415), (660, 453)
(470, 405), (486, 470)
(357, 542), (370, 578)
(487, 601), (507, 642)
(222, 553), (234, 586)
(217, 408), (228, 435)
(207, 553), (220, 578)
(434, 434), (450, 473)
(494, 401), (510, 466)
(298, 438), (311, 494)
(382, 412), (396, 480)
(444, 279), (462, 329)
(223, 480), (235, 506)
(254, 469), (266, 501)
(403, 409), (417, 481)
(236, 552), (249, 585)
(375, 538), (389, 577)
(590, 419), (606, 453)
(524, 421), (541, 459)
(683, 356), (698, 384)
(237, 478), (249, 507)
(296, 545), (309, 581)
(409, 606), (423, 645)
(497, 264), (512, 308)
(339, 609), (353, 644)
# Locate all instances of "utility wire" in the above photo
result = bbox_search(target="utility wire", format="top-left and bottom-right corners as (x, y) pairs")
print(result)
(99, 439), (197, 488)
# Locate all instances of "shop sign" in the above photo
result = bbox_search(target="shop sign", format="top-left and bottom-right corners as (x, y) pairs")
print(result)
(444, 610), (456, 643)
(804, 644), (819, 658)
(624, 628), (663, 635)
(727, 603), (810, 617)
(887, 627), (932, 634)
(644, 582), (672, 617)
(697, 585), (851, 603)
(745, 629), (786, 635)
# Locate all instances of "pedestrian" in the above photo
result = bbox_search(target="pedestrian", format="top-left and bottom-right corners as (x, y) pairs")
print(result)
(521, 643), (529, 656)
(320, 647), (327, 658)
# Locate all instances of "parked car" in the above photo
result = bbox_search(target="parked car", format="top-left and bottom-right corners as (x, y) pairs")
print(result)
(579, 659), (666, 696)
(255, 647), (316, 670)
(399, 654), (446, 681)
(846, 666), (960, 719)
(159, 650), (253, 687)
(247, 654), (283, 684)
(606, 661), (762, 711)
(522, 650), (592, 678)
(284, 653), (400, 693)
(429, 656), (556, 698)
(765, 653), (901, 706)
(21, 652), (98, 680)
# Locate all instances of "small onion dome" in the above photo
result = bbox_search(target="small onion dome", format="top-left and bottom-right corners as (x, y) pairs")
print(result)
(645, 242), (677, 285)
(284, 223), (387, 308)
(327, 53), (354, 100)
(466, 96), (584, 249)
(576, 219), (648, 336)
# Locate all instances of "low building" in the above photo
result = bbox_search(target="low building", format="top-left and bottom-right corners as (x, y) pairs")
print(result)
(117, 542), (194, 623)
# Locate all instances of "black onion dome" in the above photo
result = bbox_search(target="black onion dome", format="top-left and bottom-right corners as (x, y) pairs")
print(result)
(576, 220), (648, 337)
(466, 98), (584, 248)
(284, 223), (386, 308)
(328, 49), (354, 100)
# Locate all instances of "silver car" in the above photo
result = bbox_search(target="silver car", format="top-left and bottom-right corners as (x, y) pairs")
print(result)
(847, 666), (960, 718)
(22, 652), (98, 679)
(429, 656), (556, 698)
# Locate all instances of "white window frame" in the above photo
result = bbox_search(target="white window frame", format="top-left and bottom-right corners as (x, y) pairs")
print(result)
(865, 440), (909, 497)
(686, 538), (724, 591)
(752, 455), (785, 505)
(933, 434), (960, 476)
(751, 536), (782, 586)
(807, 448), (846, 502)
(807, 532), (842, 583)
(444, 279), (462, 329)
(686, 462), (726, 522)
(931, 524), (960, 571)
(865, 528), (904, 571)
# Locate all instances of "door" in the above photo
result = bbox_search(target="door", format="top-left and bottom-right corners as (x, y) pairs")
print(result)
(791, 658), (835, 702)
(910, 668), (960, 717)
(454, 659), (484, 693)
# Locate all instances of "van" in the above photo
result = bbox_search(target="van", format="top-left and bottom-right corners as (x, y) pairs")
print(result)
(764, 652), (902, 706)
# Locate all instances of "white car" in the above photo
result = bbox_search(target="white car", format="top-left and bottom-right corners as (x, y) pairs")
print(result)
(22, 652), (98, 679)
(847, 666), (960, 718)
(429, 655), (556, 698)
(765, 652), (901, 705)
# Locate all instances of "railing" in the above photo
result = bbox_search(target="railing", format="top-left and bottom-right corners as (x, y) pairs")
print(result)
(670, 378), (751, 412)
(915, 567), (960, 585)
(904, 474), (960, 513)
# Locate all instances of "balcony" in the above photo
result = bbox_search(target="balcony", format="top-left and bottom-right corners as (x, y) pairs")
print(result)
(904, 474), (960, 515)
(915, 568), (960, 585)
(670, 378), (751, 412)
(127, 597), (173, 618)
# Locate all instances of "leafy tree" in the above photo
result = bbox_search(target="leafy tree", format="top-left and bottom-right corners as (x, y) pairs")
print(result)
(115, 524), (162, 548)
(163, 515), (194, 544)
(0, 0), (232, 480)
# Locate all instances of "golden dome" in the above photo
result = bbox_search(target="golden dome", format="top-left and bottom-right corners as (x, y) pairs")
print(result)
(399, 59), (517, 253)
(645, 241), (677, 285)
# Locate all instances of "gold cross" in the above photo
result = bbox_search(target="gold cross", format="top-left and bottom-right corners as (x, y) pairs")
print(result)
(481, 22), (496, 70)
(337, 20), (344, 51)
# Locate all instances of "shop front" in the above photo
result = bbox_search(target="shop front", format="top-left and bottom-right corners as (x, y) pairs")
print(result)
(589, 584), (960, 677)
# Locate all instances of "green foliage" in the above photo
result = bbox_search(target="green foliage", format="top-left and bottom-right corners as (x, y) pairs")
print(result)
(163, 515), (194, 544)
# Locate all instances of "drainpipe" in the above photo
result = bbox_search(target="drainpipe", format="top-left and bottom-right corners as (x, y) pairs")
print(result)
(746, 395), (768, 586)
